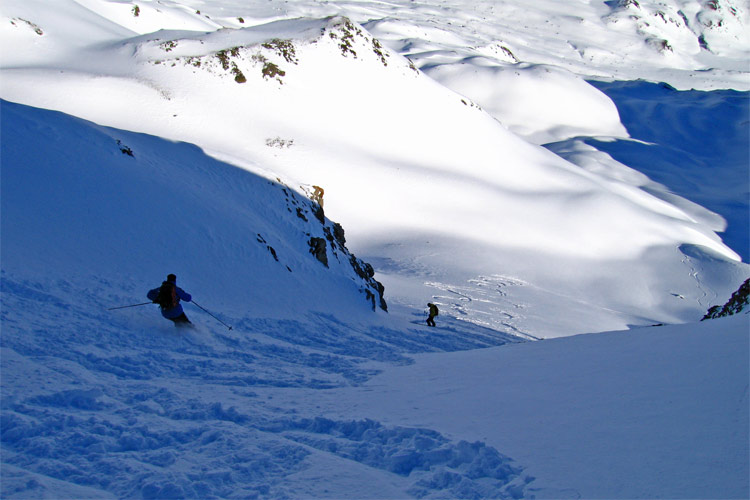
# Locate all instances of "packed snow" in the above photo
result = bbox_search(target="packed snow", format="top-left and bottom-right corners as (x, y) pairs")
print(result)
(1, 0), (748, 498)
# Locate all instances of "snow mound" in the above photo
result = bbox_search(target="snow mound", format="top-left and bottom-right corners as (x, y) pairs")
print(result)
(422, 61), (628, 144)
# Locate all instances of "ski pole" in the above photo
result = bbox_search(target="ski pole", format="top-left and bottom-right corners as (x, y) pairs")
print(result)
(191, 301), (233, 330)
(107, 301), (153, 311)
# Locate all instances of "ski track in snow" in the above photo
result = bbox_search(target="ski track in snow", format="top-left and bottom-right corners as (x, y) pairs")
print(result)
(424, 275), (538, 340)
(1, 273), (529, 499)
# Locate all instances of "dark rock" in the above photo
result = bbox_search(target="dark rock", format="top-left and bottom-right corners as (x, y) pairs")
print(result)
(702, 278), (750, 320)
(309, 237), (328, 267)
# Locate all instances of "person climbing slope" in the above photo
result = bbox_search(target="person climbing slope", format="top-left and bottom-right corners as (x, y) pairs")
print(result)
(147, 274), (192, 326)
(426, 302), (439, 327)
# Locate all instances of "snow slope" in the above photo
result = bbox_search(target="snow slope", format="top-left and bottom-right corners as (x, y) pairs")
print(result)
(1, 99), (528, 499)
(583, 80), (750, 262)
(1, 0), (748, 337)
(0, 98), (388, 320)
(1, 97), (747, 498)
(1, 1), (749, 498)
(318, 314), (750, 499)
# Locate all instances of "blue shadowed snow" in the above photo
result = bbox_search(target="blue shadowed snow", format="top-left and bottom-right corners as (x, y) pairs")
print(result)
(1, 100), (528, 499)
(1, 95), (748, 499)
(587, 81), (750, 262)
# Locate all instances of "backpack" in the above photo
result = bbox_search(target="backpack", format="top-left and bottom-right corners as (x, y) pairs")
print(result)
(156, 281), (178, 310)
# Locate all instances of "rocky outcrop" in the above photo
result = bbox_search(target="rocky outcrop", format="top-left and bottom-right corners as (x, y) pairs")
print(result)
(317, 204), (388, 312)
(702, 278), (750, 320)
(284, 184), (387, 312)
(309, 237), (328, 267)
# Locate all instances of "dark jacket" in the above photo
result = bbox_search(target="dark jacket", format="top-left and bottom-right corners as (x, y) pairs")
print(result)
(147, 282), (192, 319)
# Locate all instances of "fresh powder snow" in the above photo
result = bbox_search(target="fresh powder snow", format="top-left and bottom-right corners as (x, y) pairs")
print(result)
(1, 0), (748, 498)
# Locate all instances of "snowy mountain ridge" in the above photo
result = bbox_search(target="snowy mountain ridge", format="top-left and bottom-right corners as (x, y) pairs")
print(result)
(2, 0), (747, 336)
(1, 1), (749, 498)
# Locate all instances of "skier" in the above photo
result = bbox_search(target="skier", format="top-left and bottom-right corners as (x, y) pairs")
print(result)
(426, 302), (439, 327)
(147, 274), (192, 326)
